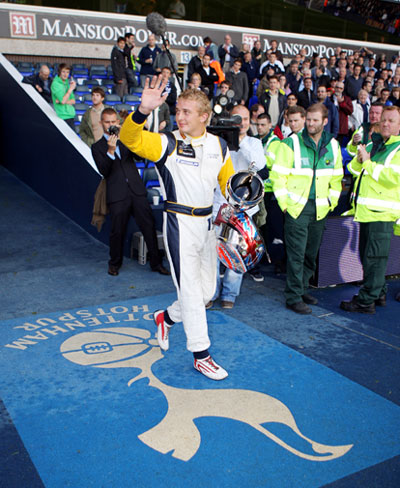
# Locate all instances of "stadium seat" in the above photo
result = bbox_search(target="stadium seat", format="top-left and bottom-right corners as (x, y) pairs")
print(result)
(123, 94), (141, 106)
(83, 79), (101, 88)
(102, 80), (115, 93)
(72, 69), (89, 81)
(142, 167), (160, 189)
(135, 160), (146, 177)
(105, 94), (122, 106)
(81, 94), (93, 105)
(72, 63), (88, 72)
(17, 62), (34, 76)
(74, 103), (89, 116)
(130, 86), (143, 94)
(75, 86), (92, 97)
(90, 65), (108, 79)
(146, 188), (161, 204)
(114, 103), (133, 113)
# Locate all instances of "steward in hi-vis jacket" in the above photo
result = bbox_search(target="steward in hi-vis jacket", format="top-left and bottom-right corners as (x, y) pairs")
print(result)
(256, 113), (284, 270)
(340, 106), (400, 314)
(270, 103), (343, 314)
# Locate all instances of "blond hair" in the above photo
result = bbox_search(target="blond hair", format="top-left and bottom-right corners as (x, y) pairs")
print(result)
(178, 88), (212, 116)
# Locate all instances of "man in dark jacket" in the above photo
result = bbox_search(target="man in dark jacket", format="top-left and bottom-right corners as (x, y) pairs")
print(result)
(286, 61), (302, 94)
(225, 59), (249, 105)
(138, 34), (161, 88)
(197, 53), (219, 99)
(218, 34), (240, 72)
(123, 32), (139, 90)
(297, 77), (317, 109)
(241, 52), (259, 102)
(345, 64), (364, 100)
(91, 108), (169, 276)
(316, 85), (339, 137)
(258, 75), (287, 127)
(111, 36), (128, 98)
(22, 64), (52, 103)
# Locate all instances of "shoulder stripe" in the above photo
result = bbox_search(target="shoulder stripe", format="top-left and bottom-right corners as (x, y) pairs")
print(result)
(218, 136), (228, 160)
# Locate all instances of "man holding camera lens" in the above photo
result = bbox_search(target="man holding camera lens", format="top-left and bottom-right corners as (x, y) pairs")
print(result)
(91, 108), (169, 277)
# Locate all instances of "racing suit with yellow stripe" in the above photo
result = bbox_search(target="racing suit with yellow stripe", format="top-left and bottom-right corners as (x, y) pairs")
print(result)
(120, 110), (234, 352)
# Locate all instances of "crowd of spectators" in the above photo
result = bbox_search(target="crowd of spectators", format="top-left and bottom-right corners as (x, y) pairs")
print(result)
(23, 32), (400, 149)
(324, 0), (400, 35)
(184, 37), (400, 150)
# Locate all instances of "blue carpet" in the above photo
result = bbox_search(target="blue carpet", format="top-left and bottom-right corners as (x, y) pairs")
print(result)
(1, 296), (400, 487)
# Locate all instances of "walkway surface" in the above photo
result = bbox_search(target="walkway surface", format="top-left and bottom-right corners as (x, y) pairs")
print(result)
(1, 166), (399, 488)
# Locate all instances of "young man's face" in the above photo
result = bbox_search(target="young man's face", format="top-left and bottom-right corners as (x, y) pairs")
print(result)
(59, 68), (70, 81)
(91, 92), (104, 107)
(148, 34), (156, 47)
(233, 61), (241, 72)
(126, 34), (134, 46)
(117, 39), (125, 50)
(288, 113), (305, 134)
(306, 110), (327, 136)
(176, 98), (209, 137)
(161, 68), (171, 82)
(269, 78), (278, 91)
(220, 83), (229, 95)
(256, 118), (271, 137)
(202, 55), (211, 67)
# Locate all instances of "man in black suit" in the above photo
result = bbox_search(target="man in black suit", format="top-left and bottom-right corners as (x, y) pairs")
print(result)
(297, 77), (317, 110)
(91, 108), (169, 276)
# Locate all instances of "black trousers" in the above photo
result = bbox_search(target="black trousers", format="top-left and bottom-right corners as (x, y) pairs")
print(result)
(108, 190), (161, 269)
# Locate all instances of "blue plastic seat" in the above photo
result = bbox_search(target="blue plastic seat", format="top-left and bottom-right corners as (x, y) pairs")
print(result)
(105, 94), (122, 106)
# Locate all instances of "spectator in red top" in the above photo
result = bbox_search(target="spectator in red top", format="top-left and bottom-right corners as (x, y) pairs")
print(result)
(332, 81), (353, 145)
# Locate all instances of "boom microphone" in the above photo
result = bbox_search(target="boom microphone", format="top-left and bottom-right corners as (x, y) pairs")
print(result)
(146, 12), (167, 37)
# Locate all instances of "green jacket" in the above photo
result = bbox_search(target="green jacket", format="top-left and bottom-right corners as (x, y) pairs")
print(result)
(345, 133), (400, 223)
(51, 75), (75, 120)
(270, 129), (343, 220)
(258, 129), (281, 192)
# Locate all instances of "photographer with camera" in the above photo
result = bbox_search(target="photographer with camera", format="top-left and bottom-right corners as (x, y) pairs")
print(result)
(91, 108), (169, 277)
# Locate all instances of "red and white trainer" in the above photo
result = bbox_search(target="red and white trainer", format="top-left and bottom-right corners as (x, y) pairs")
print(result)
(154, 310), (171, 351)
(194, 355), (228, 380)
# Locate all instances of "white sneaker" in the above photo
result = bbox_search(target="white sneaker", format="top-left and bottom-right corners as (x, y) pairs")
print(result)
(194, 355), (228, 380)
(154, 310), (171, 351)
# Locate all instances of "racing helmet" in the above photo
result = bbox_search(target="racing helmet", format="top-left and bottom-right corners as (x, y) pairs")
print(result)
(215, 205), (265, 274)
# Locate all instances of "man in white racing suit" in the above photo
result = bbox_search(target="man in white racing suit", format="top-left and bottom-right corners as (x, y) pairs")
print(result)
(120, 76), (234, 380)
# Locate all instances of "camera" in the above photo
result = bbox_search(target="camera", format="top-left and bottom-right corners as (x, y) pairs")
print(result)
(108, 125), (120, 136)
(207, 89), (241, 151)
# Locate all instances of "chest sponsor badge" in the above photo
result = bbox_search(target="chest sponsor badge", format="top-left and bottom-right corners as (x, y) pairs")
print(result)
(177, 141), (196, 158)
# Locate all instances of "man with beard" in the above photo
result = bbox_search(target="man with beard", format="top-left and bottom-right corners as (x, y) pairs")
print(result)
(270, 103), (343, 314)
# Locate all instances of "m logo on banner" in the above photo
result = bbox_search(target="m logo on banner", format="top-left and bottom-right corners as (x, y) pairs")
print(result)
(10, 12), (37, 38)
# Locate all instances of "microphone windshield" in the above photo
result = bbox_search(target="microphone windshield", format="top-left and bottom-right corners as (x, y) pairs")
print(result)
(146, 12), (167, 37)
